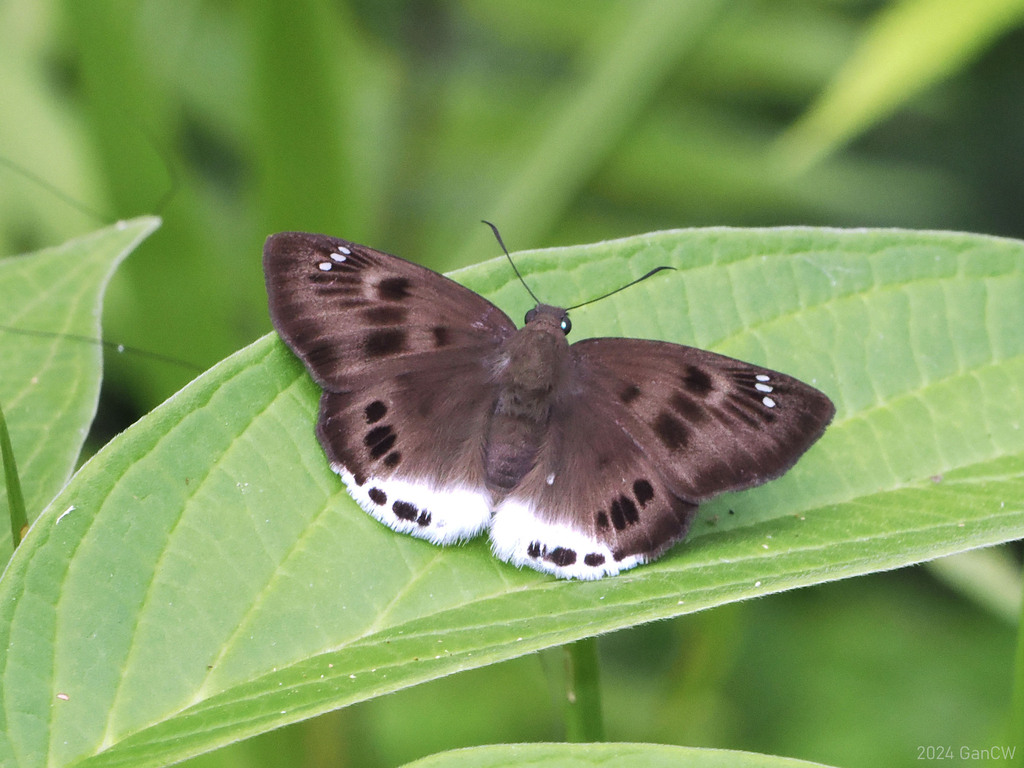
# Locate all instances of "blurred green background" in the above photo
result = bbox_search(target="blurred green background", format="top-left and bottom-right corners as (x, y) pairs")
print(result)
(1, 1), (1021, 766)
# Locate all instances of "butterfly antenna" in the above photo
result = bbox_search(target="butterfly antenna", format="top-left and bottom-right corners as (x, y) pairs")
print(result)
(565, 266), (675, 311)
(482, 220), (541, 305)
(0, 325), (204, 373)
(0, 156), (113, 223)
(138, 123), (181, 217)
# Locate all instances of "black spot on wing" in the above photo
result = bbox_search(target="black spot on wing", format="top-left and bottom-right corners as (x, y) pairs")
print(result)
(431, 326), (450, 347)
(364, 425), (396, 459)
(393, 500), (418, 521)
(525, 542), (577, 567)
(364, 400), (387, 424)
(653, 412), (689, 451)
(383, 451), (401, 468)
(633, 479), (654, 507)
(368, 487), (387, 505)
(546, 547), (577, 567)
(609, 495), (640, 531)
(377, 277), (412, 300)
(584, 553), (606, 567)
(364, 329), (406, 357)
(619, 384), (641, 403)
(682, 365), (713, 395)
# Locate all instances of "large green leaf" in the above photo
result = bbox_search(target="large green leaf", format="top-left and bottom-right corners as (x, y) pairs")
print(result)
(401, 742), (837, 768)
(0, 217), (160, 559)
(1, 228), (1021, 768)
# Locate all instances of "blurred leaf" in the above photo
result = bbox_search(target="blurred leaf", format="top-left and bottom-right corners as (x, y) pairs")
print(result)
(0, 217), (160, 561)
(0, 1), (107, 253)
(599, 107), (973, 229)
(455, 0), (725, 262)
(250, 0), (386, 235)
(0, 227), (1022, 767)
(774, 0), (1024, 171)
(400, 742), (839, 768)
(926, 548), (1021, 623)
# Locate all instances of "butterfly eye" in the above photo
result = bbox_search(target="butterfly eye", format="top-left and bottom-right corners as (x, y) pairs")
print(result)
(560, 314), (572, 335)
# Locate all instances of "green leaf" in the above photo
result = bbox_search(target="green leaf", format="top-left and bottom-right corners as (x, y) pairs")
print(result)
(454, 0), (724, 263)
(1, 227), (1021, 768)
(0, 217), (160, 560)
(399, 742), (838, 768)
(774, 0), (1024, 170)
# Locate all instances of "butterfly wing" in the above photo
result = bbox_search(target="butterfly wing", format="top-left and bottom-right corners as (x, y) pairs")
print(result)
(489, 338), (834, 579)
(575, 338), (836, 497)
(264, 232), (517, 544)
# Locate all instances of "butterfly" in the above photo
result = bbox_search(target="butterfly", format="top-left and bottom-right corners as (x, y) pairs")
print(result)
(263, 231), (835, 579)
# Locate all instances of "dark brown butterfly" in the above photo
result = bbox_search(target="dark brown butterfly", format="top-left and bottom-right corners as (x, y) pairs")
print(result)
(263, 232), (835, 579)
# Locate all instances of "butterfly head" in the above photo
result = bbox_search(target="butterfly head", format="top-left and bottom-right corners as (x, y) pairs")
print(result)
(524, 304), (571, 336)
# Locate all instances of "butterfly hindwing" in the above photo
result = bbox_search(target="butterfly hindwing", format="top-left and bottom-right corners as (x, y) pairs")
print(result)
(490, 383), (700, 579)
(315, 361), (497, 544)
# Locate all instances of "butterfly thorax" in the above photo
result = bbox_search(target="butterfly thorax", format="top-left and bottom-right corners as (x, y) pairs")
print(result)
(484, 304), (571, 493)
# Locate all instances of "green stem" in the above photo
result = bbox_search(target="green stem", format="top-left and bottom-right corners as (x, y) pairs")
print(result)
(1010, 571), (1024, 766)
(563, 637), (604, 742)
(0, 401), (28, 549)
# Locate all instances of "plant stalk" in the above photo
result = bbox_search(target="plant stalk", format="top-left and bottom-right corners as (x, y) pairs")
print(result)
(0, 402), (28, 549)
(564, 636), (604, 742)
(1011, 569), (1024, 766)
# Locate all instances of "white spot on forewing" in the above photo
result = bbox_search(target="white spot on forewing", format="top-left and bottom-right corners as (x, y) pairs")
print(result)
(755, 374), (770, 382)
(490, 501), (645, 580)
(336, 467), (491, 545)
(337, 245), (352, 255)
(318, 262), (332, 271)
(546, 472), (555, 486)
(762, 396), (776, 408)
(754, 382), (773, 393)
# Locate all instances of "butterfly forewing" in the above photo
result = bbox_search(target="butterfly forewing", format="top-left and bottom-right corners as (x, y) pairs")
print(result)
(264, 232), (835, 579)
(264, 232), (516, 389)
(572, 339), (836, 498)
